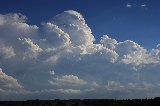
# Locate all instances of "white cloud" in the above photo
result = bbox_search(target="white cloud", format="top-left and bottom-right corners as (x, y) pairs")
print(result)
(127, 82), (154, 91)
(0, 13), (26, 25)
(49, 70), (55, 75)
(100, 35), (117, 50)
(149, 44), (160, 63)
(0, 43), (16, 59)
(0, 68), (23, 91)
(19, 38), (43, 59)
(126, 3), (132, 8)
(51, 10), (95, 46)
(41, 22), (71, 48)
(92, 82), (100, 88)
(115, 40), (151, 66)
(41, 88), (81, 94)
(126, 3), (147, 8)
(0, 10), (160, 100)
(49, 75), (87, 86)
(105, 81), (124, 91)
(140, 4), (147, 7)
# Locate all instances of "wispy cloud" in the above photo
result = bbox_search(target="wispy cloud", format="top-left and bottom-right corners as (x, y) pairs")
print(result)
(140, 4), (147, 7)
(126, 3), (132, 8)
(126, 3), (147, 8)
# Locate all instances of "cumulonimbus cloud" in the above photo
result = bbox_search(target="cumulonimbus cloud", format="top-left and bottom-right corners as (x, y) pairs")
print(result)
(0, 10), (160, 100)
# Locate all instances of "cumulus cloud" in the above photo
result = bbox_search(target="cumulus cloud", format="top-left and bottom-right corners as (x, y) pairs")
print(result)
(149, 44), (160, 63)
(100, 35), (117, 50)
(106, 80), (124, 91)
(49, 75), (87, 86)
(18, 38), (43, 59)
(0, 68), (22, 91)
(41, 22), (71, 48)
(116, 40), (148, 65)
(0, 43), (15, 59)
(51, 10), (95, 46)
(92, 82), (100, 88)
(0, 10), (160, 100)
(41, 88), (81, 94)
(105, 81), (154, 92)
(49, 70), (55, 75)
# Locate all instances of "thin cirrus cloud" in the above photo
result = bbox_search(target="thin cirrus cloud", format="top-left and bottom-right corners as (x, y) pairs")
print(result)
(126, 3), (147, 8)
(0, 10), (160, 100)
(140, 4), (147, 7)
(126, 3), (132, 8)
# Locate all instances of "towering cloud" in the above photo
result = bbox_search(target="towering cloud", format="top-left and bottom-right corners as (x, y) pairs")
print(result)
(0, 10), (160, 100)
(51, 10), (95, 46)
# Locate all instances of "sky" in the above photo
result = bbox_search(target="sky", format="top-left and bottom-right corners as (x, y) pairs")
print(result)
(0, 0), (160, 48)
(0, 0), (160, 100)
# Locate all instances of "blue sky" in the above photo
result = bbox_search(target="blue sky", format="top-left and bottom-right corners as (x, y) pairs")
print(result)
(0, 0), (160, 100)
(0, 0), (160, 48)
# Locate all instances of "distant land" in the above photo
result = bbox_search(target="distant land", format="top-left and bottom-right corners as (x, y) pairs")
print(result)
(1, 97), (160, 106)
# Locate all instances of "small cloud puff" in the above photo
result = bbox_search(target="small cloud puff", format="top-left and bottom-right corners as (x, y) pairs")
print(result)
(126, 3), (132, 8)
(140, 4), (147, 7)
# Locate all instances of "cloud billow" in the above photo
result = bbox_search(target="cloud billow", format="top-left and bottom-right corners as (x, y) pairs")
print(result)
(0, 10), (160, 100)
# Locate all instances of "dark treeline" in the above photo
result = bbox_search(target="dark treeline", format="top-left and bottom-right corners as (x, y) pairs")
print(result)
(1, 97), (160, 106)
